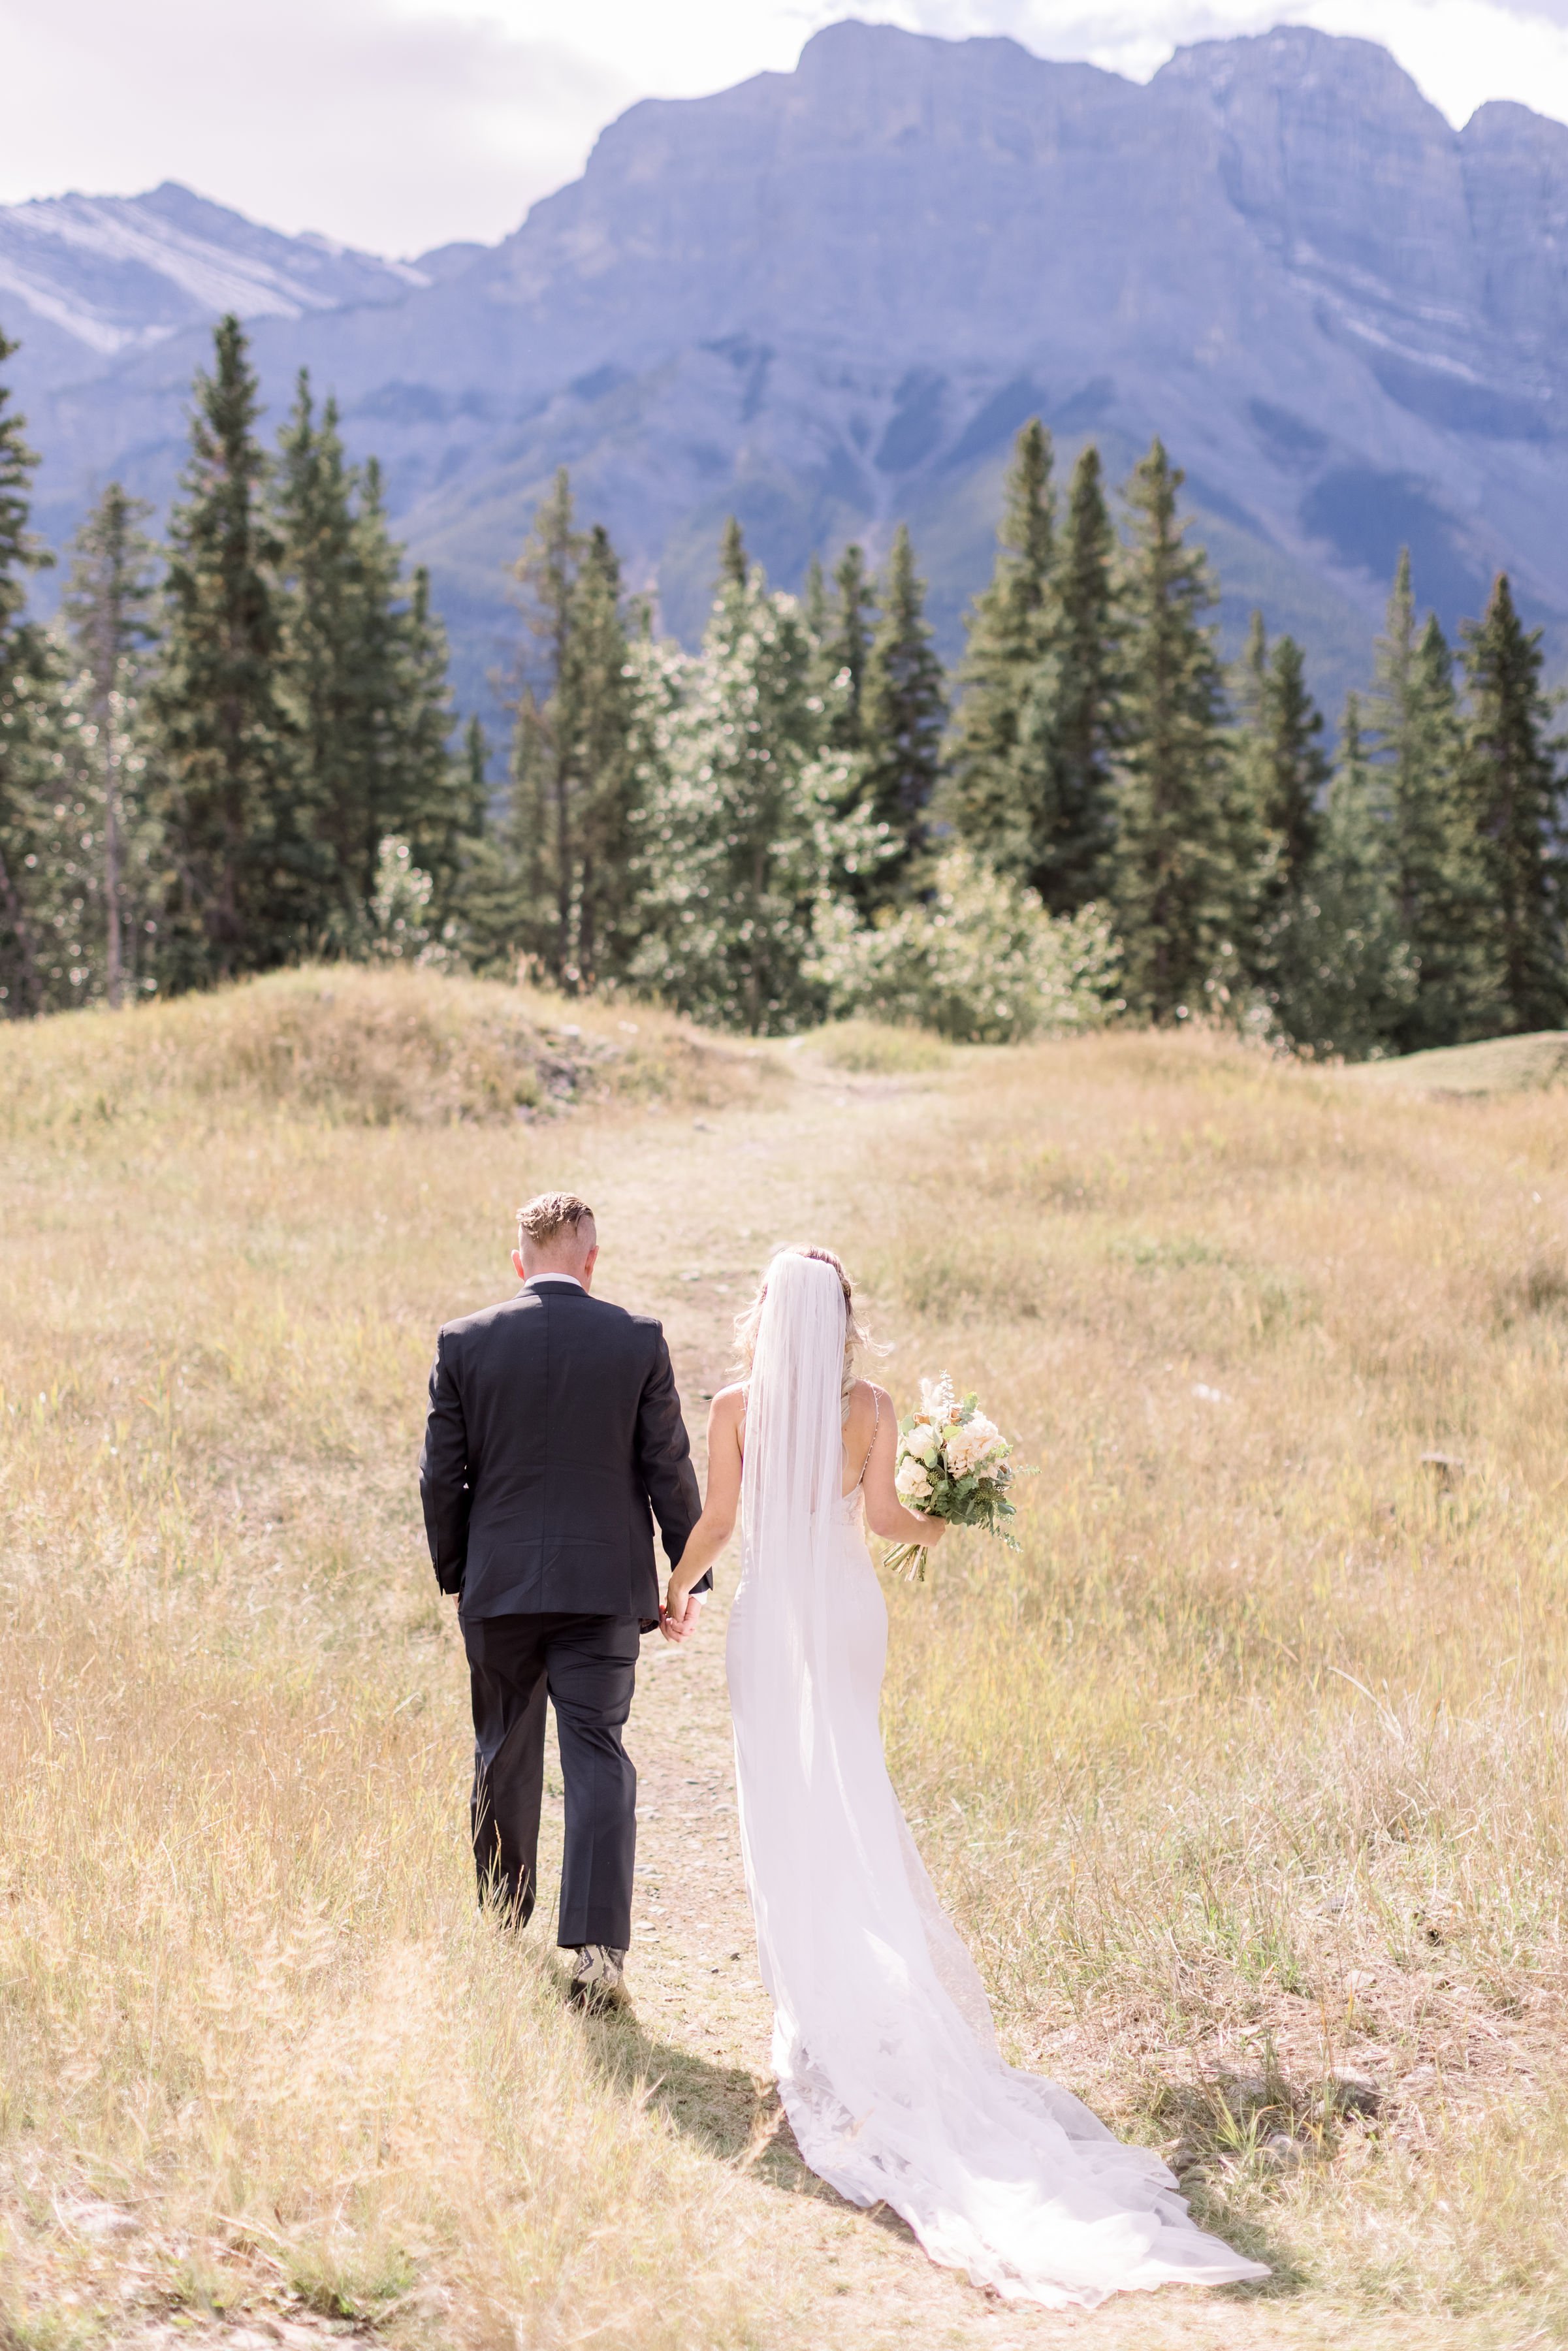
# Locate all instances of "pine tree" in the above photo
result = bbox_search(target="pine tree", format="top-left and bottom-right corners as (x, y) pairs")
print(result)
(944, 419), (1055, 869)
(504, 475), (639, 987)
(1228, 610), (1272, 943)
(60, 483), (161, 1005)
(506, 470), (581, 977)
(1271, 691), (1416, 1055)
(1242, 622), (1327, 925)
(802, 554), (829, 643)
(0, 330), (54, 1016)
(347, 462), (472, 940)
(1458, 573), (1567, 1033)
(272, 374), (366, 944)
(1014, 441), (1119, 913)
(459, 716), (490, 836)
(1265, 637), (1325, 891)
(454, 724), (538, 982)
(1234, 617), (1371, 1041)
(1367, 555), (1474, 1047)
(463, 714), (487, 808)
(154, 315), (294, 985)
(505, 688), (551, 972)
(272, 395), (471, 958)
(558, 524), (639, 984)
(1368, 548), (1418, 846)
(718, 515), (748, 592)
(820, 542), (876, 750)
(386, 558), (468, 927)
(1235, 608), (1270, 735)
(0, 334), (41, 637)
(1112, 438), (1243, 1021)
(857, 523), (946, 903)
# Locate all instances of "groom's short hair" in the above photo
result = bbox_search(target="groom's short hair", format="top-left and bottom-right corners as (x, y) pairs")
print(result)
(517, 1191), (596, 1249)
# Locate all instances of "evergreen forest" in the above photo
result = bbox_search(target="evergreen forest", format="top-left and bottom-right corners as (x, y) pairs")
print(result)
(1, 317), (1561, 1056)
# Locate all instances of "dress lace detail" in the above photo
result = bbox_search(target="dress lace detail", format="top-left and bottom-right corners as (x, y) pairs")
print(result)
(725, 1251), (1267, 2310)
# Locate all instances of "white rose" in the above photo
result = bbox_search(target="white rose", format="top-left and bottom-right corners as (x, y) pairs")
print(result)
(895, 1456), (932, 1501)
(944, 1430), (978, 1478)
(946, 1415), (1004, 1479)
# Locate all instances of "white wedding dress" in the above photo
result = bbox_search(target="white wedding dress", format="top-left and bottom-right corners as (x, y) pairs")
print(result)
(725, 1250), (1268, 2309)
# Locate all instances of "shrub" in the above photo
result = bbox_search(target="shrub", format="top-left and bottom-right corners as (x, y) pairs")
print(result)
(808, 849), (1123, 1043)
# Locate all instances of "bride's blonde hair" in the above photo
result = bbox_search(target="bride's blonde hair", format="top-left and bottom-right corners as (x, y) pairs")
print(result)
(734, 1245), (872, 1401)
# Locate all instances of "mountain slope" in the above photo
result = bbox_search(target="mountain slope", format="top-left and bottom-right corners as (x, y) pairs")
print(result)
(0, 183), (428, 393)
(8, 22), (1568, 735)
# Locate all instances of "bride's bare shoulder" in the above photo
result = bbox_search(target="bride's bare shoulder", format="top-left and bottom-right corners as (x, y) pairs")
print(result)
(844, 1377), (888, 1440)
(709, 1383), (747, 1460)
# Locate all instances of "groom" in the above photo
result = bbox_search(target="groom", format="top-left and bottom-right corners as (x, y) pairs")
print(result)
(419, 1190), (705, 2012)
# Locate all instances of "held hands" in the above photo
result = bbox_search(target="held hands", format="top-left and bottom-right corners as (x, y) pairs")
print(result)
(660, 1580), (704, 1644)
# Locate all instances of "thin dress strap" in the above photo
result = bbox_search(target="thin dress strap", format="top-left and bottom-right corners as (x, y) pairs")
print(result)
(857, 1386), (880, 1486)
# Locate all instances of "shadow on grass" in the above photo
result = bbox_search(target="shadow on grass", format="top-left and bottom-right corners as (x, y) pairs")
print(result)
(575, 1998), (1297, 2295)
(578, 2004), (837, 2199)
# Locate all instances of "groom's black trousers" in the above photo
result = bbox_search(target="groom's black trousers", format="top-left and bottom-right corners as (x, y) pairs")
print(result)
(461, 1610), (641, 1949)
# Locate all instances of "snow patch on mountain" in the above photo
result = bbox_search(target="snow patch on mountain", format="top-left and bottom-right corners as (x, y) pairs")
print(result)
(0, 257), (148, 357)
(0, 185), (427, 369)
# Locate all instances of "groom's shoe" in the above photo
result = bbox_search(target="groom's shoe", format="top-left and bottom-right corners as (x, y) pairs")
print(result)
(569, 1943), (630, 2015)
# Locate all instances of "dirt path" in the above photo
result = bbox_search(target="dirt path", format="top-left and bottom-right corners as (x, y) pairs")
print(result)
(520, 1060), (1456, 2351)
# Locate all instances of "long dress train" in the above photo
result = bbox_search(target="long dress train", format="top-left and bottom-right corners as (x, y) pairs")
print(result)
(724, 1249), (1267, 2310)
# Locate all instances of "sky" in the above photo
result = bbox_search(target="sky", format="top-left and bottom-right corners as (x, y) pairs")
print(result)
(6, 0), (1568, 259)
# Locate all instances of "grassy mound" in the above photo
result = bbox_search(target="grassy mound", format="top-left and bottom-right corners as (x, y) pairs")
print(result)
(0, 964), (763, 1136)
(1358, 1028), (1568, 1097)
(805, 1018), (955, 1074)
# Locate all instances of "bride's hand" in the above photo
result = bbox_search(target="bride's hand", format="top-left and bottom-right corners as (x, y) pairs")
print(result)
(660, 1576), (698, 1642)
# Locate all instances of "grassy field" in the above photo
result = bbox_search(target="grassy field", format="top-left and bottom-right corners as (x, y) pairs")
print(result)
(2, 967), (1567, 2350)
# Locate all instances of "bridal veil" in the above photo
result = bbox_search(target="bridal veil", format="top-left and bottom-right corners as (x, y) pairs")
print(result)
(725, 1247), (1268, 2309)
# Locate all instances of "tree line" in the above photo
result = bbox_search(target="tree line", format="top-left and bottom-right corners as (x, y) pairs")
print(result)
(0, 317), (479, 1014)
(1, 314), (1561, 1053)
(940, 424), (1565, 1051)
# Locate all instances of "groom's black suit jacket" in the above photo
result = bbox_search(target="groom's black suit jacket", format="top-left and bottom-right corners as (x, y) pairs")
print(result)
(419, 1277), (705, 1623)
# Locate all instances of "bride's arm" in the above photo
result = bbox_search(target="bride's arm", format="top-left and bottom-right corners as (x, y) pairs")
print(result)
(861, 1383), (948, 1546)
(663, 1386), (746, 1620)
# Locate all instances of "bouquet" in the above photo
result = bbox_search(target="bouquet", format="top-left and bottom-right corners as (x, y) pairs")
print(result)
(884, 1373), (1019, 1582)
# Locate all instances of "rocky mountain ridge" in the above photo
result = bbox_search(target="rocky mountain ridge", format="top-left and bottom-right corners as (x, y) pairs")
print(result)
(0, 182), (428, 380)
(7, 22), (1568, 731)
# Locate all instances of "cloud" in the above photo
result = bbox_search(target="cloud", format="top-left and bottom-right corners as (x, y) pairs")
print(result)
(891, 0), (1568, 116)
(0, 0), (640, 255)
(1486, 0), (1568, 25)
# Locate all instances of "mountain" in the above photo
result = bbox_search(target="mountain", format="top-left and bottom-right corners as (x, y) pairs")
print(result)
(8, 22), (1568, 737)
(0, 183), (430, 387)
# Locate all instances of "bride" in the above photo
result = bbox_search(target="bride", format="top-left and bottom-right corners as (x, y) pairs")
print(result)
(662, 1245), (1267, 2310)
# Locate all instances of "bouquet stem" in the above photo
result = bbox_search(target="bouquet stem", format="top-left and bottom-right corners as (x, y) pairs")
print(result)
(882, 1541), (930, 1583)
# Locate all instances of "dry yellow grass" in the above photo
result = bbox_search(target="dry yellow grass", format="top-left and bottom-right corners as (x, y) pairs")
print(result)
(2, 972), (1567, 2348)
(0, 972), (779, 2351)
(862, 1028), (1568, 2337)
(0, 962), (769, 1139)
